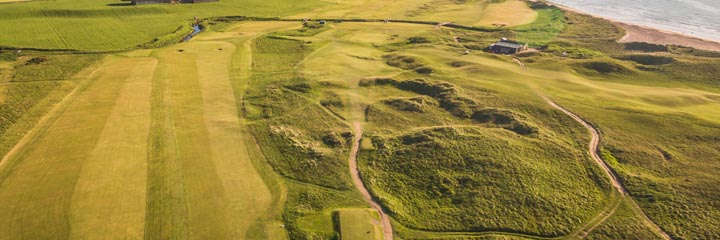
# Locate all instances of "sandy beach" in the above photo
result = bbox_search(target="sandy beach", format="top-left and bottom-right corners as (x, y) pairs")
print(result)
(549, 1), (720, 52)
(615, 22), (720, 52)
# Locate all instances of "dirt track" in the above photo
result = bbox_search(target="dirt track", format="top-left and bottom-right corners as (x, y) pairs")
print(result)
(348, 122), (394, 240)
(543, 97), (671, 240)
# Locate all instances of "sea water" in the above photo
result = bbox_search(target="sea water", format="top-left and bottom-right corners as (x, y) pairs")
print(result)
(547, 0), (720, 42)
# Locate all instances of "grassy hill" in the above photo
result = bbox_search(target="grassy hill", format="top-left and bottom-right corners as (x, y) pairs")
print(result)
(0, 1), (719, 239)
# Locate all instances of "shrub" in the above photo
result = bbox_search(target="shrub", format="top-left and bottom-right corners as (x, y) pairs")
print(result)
(415, 67), (433, 74)
(383, 54), (424, 70)
(624, 42), (669, 52)
(407, 37), (431, 44)
(381, 96), (437, 113)
(579, 61), (632, 74)
(615, 54), (675, 65)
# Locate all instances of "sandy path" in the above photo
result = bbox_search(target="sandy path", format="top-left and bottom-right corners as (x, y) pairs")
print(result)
(542, 97), (671, 240)
(348, 122), (394, 240)
(543, 97), (626, 195)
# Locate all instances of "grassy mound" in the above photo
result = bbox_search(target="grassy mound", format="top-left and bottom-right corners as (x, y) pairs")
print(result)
(359, 127), (608, 236)
(362, 78), (477, 118)
(472, 108), (538, 136)
(246, 36), (353, 190)
(381, 96), (438, 113)
(577, 60), (633, 75)
(615, 54), (675, 65)
(383, 54), (425, 70)
(624, 42), (669, 52)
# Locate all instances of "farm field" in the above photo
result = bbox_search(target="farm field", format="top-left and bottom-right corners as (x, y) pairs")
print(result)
(0, 0), (326, 50)
(0, 0), (719, 239)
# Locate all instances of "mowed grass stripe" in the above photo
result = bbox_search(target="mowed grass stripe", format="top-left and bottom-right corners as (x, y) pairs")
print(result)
(68, 57), (157, 239)
(0, 57), (133, 239)
(194, 41), (272, 238)
(165, 44), (232, 239)
(147, 44), (235, 239)
(145, 49), (192, 240)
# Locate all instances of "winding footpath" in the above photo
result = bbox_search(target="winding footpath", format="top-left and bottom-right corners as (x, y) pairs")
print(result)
(542, 96), (671, 240)
(348, 122), (394, 240)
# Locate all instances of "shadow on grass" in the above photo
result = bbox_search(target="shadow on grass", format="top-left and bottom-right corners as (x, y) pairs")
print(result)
(107, 2), (133, 6)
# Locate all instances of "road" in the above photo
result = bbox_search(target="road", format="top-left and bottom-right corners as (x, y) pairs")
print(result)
(348, 122), (394, 240)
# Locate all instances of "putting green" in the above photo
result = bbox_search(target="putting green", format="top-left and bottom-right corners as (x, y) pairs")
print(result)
(337, 209), (383, 240)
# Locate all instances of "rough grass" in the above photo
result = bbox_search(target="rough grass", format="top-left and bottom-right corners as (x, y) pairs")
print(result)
(359, 126), (608, 236)
(585, 200), (661, 240)
(246, 35), (354, 190)
(13, 54), (102, 81)
(0, 81), (74, 159)
(283, 182), (366, 240)
(0, 4), (719, 239)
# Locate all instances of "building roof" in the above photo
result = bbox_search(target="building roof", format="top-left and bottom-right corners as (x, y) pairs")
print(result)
(493, 41), (524, 49)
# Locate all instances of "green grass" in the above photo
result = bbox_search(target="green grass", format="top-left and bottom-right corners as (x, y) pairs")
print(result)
(585, 200), (661, 240)
(283, 182), (366, 240)
(512, 5), (566, 46)
(12, 54), (102, 82)
(360, 126), (608, 236)
(245, 35), (354, 190)
(335, 209), (383, 240)
(0, 3), (719, 240)
(280, 22), (614, 238)
(144, 40), (276, 239)
(0, 0), (327, 50)
(0, 56), (148, 239)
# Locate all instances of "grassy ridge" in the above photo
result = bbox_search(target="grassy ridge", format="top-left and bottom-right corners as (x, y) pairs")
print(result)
(278, 21), (613, 237)
(246, 35), (354, 190)
(514, 11), (720, 239)
(360, 125), (607, 236)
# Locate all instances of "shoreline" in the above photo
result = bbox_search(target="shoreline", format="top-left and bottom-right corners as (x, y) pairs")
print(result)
(546, 1), (720, 52)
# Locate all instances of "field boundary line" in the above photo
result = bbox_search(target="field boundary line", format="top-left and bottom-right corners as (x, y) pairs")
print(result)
(0, 59), (106, 171)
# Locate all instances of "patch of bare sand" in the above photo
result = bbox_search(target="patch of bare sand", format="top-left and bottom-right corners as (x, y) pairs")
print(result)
(616, 22), (720, 52)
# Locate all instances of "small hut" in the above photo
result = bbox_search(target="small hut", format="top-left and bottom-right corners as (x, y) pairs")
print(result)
(487, 38), (528, 54)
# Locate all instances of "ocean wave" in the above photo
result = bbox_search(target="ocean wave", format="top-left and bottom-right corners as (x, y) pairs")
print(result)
(548, 0), (720, 42)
